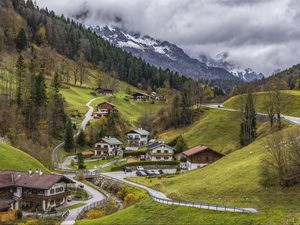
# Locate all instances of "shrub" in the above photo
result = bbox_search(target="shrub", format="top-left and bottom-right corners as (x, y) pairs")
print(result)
(123, 150), (146, 157)
(124, 193), (139, 207)
(70, 159), (75, 167)
(85, 209), (105, 219)
(16, 209), (23, 219)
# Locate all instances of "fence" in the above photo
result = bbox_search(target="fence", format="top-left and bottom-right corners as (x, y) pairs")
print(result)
(96, 173), (257, 214)
(76, 199), (107, 219)
(150, 194), (255, 213)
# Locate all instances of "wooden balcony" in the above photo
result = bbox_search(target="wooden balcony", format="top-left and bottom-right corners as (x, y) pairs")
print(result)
(22, 191), (70, 202)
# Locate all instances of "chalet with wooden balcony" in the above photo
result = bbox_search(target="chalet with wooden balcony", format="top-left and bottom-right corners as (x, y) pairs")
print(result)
(93, 102), (118, 119)
(94, 137), (123, 157)
(147, 141), (174, 161)
(95, 87), (114, 96)
(131, 92), (150, 101)
(127, 128), (150, 146)
(0, 170), (74, 213)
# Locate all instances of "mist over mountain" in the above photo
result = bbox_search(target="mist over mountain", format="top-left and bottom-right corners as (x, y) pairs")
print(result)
(90, 25), (263, 82)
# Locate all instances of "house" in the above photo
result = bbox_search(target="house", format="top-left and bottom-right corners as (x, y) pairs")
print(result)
(127, 128), (150, 146)
(147, 141), (174, 161)
(94, 137), (123, 157)
(151, 92), (165, 101)
(0, 171), (74, 213)
(93, 102), (118, 119)
(95, 88), (114, 96)
(82, 150), (94, 158)
(182, 146), (224, 170)
(132, 92), (150, 101)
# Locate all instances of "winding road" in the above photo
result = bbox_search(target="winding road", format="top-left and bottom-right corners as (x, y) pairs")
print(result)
(51, 97), (107, 225)
(205, 104), (300, 126)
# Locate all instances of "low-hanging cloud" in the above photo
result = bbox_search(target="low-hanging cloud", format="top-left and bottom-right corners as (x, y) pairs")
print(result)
(36, 0), (300, 75)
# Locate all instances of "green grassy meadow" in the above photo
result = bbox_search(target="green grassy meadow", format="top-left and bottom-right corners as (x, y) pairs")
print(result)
(0, 142), (49, 172)
(224, 90), (300, 117)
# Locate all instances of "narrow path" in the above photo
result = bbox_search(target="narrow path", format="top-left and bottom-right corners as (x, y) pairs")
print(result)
(204, 104), (300, 126)
(99, 172), (257, 213)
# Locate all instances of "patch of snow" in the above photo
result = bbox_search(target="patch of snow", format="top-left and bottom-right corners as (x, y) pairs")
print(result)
(118, 41), (144, 50)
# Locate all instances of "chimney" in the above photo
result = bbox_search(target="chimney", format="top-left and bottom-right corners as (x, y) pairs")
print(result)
(39, 170), (43, 176)
(35, 169), (39, 174)
(28, 169), (32, 175)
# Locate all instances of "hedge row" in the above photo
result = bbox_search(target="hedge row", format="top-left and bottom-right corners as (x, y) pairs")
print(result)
(123, 150), (147, 157)
(111, 161), (179, 171)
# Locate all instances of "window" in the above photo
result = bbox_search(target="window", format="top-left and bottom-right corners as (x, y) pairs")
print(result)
(56, 187), (63, 193)
(164, 157), (169, 160)
(156, 157), (161, 160)
(157, 150), (161, 153)
(50, 200), (55, 205)
(164, 150), (168, 153)
(50, 189), (55, 194)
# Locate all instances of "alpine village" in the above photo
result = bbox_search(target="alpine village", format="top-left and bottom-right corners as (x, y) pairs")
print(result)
(0, 1), (300, 225)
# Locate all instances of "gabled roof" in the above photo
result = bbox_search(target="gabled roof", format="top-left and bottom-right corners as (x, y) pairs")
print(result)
(97, 102), (115, 107)
(0, 171), (74, 190)
(182, 146), (224, 157)
(147, 142), (175, 151)
(101, 137), (122, 145)
(96, 87), (113, 92)
(127, 128), (149, 136)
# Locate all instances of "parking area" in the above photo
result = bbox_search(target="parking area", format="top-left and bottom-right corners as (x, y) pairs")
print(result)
(103, 168), (176, 180)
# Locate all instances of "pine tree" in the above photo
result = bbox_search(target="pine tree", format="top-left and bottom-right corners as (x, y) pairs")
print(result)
(64, 118), (74, 152)
(175, 135), (188, 154)
(240, 92), (256, 146)
(34, 72), (47, 106)
(77, 153), (85, 170)
(76, 129), (86, 147)
(16, 54), (25, 106)
(51, 72), (61, 93)
(15, 28), (28, 52)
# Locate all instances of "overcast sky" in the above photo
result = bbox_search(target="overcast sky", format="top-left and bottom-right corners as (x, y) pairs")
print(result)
(36, 0), (300, 75)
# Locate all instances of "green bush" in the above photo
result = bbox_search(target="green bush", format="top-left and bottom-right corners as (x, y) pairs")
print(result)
(123, 150), (146, 157)
(111, 161), (179, 171)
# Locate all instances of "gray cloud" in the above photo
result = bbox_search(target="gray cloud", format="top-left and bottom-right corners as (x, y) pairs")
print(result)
(36, 0), (300, 75)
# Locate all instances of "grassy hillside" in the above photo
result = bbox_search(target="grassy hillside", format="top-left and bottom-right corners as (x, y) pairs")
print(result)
(0, 142), (49, 172)
(224, 90), (300, 117)
(130, 125), (300, 224)
(159, 109), (241, 153)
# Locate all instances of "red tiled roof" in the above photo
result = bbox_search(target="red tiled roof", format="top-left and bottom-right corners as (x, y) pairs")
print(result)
(182, 146), (223, 157)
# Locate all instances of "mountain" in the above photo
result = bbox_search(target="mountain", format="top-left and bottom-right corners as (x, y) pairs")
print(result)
(89, 25), (240, 82)
(198, 52), (264, 82)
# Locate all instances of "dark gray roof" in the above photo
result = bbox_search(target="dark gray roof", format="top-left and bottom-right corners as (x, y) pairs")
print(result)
(0, 171), (74, 190)
(102, 137), (122, 145)
(127, 128), (149, 136)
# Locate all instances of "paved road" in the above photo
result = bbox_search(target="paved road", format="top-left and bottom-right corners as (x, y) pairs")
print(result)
(49, 97), (107, 225)
(52, 97), (100, 169)
(61, 174), (106, 225)
(205, 104), (300, 126)
(100, 171), (257, 213)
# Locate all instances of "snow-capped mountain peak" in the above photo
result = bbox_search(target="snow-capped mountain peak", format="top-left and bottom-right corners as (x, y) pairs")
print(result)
(90, 25), (244, 82)
(198, 52), (264, 82)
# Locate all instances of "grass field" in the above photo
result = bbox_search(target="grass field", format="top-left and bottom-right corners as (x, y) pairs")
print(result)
(224, 90), (300, 117)
(129, 125), (300, 224)
(0, 142), (49, 172)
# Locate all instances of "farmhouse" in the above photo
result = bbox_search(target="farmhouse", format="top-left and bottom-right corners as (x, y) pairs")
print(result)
(182, 146), (224, 170)
(95, 87), (114, 96)
(151, 92), (165, 101)
(0, 171), (74, 213)
(132, 92), (150, 101)
(93, 102), (118, 119)
(127, 128), (150, 146)
(95, 137), (123, 157)
(147, 141), (174, 161)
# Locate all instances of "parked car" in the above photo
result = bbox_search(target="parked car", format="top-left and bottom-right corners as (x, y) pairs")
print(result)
(153, 170), (160, 175)
(136, 171), (147, 176)
(139, 155), (146, 161)
(136, 166), (145, 171)
(158, 169), (164, 174)
(66, 196), (72, 202)
(147, 170), (155, 176)
(78, 184), (84, 189)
